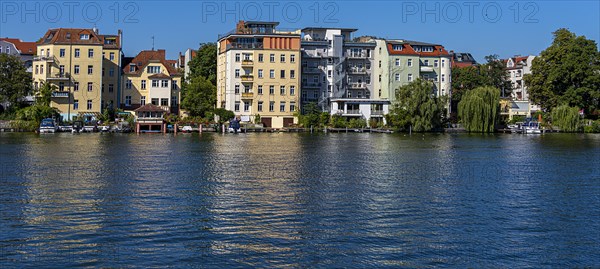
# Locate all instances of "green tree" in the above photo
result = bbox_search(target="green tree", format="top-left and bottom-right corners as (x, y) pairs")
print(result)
(36, 82), (56, 107)
(298, 102), (321, 128)
(524, 28), (600, 115)
(188, 43), (217, 85)
(551, 105), (581, 132)
(181, 75), (216, 117)
(0, 54), (33, 112)
(458, 86), (500, 133)
(481, 54), (512, 97)
(213, 108), (234, 124)
(387, 78), (447, 132)
(451, 66), (484, 104)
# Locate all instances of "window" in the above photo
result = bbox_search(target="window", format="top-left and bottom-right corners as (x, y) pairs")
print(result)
(172, 80), (178, 90)
(102, 68), (105, 76)
(269, 101), (275, 112)
(88, 49), (94, 58)
(313, 75), (318, 83)
(393, 44), (402, 51)
(408, 74), (413, 82)
(87, 82), (93, 91)
(74, 49), (80, 58)
(235, 53), (240, 62)
(147, 66), (161, 74)
(258, 101), (263, 112)
(40, 65), (43, 74)
(88, 65), (93, 75)
(442, 74), (445, 82)
(59, 65), (65, 75)
(59, 82), (64, 91)
(280, 54), (285, 62)
(235, 69), (240, 78)
(395, 73), (400, 81)
(87, 100), (93, 110)
(125, 96), (131, 106)
(290, 86), (295, 96)
(244, 102), (250, 112)
(102, 84), (104, 92)
(80, 34), (89, 40)
(280, 85), (285, 95)
(152, 80), (159, 87)
(258, 54), (264, 62)
(74, 65), (79, 74)
(141, 96), (146, 105)
(280, 101), (285, 112)
(366, 63), (371, 70)
(408, 59), (413, 67)
(269, 85), (274, 95)
(151, 98), (159, 105)
(280, 70), (285, 79)
(234, 101), (240, 112)
(290, 70), (295, 79)
(73, 100), (79, 110)
(258, 85), (263, 95)
(395, 59), (401, 66)
(366, 77), (371, 85)
(35, 65), (38, 74)
(109, 68), (114, 77)
(109, 84), (114, 92)
(379, 61), (382, 68)
(442, 59), (445, 68)
(235, 85), (240, 94)
(270, 54), (275, 62)
(126, 80), (132, 89)
(74, 82), (79, 91)
(60, 49), (65, 57)
(258, 69), (263, 78)
(290, 54), (296, 63)
(161, 80), (168, 88)
(270, 70), (275, 79)
(110, 52), (115, 60)
(434, 60), (439, 67)
(129, 65), (135, 72)
(161, 98), (169, 106)
(424, 60), (429, 66)
(290, 102), (296, 112)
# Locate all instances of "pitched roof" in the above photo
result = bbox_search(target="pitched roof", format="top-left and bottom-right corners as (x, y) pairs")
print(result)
(0, 38), (36, 55)
(386, 40), (450, 56)
(123, 49), (181, 76)
(37, 28), (103, 45)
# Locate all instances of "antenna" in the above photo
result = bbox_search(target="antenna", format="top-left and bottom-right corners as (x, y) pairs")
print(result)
(152, 36), (155, 51)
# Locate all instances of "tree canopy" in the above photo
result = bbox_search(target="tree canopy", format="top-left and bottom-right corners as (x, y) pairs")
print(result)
(386, 78), (447, 132)
(458, 86), (500, 133)
(181, 75), (216, 118)
(0, 54), (33, 112)
(187, 43), (217, 85)
(524, 28), (600, 115)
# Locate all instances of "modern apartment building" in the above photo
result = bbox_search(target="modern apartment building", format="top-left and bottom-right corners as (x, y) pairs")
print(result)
(301, 28), (388, 126)
(217, 21), (301, 128)
(121, 49), (182, 114)
(32, 28), (122, 121)
(372, 39), (452, 105)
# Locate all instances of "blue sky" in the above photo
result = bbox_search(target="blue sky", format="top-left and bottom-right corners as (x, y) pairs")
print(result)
(1, 1), (598, 62)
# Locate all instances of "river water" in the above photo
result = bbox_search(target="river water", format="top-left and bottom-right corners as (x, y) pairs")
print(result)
(1, 133), (599, 268)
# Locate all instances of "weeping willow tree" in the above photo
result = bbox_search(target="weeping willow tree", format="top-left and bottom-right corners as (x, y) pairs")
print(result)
(458, 86), (500, 133)
(387, 78), (447, 132)
(551, 105), (581, 132)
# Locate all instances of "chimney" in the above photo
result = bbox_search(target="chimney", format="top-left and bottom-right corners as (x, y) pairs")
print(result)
(93, 27), (98, 34)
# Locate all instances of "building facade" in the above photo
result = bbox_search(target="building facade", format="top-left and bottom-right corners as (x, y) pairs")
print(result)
(121, 49), (182, 114)
(32, 28), (122, 121)
(450, 51), (478, 68)
(217, 21), (301, 128)
(501, 55), (540, 120)
(300, 28), (388, 126)
(0, 38), (36, 72)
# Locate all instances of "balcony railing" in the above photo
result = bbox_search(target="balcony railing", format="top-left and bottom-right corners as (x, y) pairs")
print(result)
(420, 66), (434, 72)
(226, 43), (263, 50)
(46, 73), (71, 80)
(348, 82), (366, 89)
(241, 92), (253, 99)
(345, 109), (361, 115)
(302, 82), (322, 88)
(303, 67), (322, 73)
(34, 55), (55, 62)
(51, 91), (69, 98)
(240, 75), (254, 82)
(371, 110), (384, 116)
(241, 60), (253, 66)
(348, 67), (368, 74)
(346, 53), (368, 59)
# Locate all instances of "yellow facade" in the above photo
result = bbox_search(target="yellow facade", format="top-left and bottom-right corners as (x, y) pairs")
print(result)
(102, 47), (121, 109)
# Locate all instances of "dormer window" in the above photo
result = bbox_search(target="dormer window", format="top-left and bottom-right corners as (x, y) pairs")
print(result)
(147, 66), (161, 74)
(66, 33), (71, 39)
(130, 65), (136, 72)
(393, 45), (402, 51)
(80, 34), (90, 40)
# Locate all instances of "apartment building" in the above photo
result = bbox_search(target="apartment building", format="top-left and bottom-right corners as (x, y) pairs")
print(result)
(217, 21), (301, 128)
(121, 49), (182, 114)
(301, 28), (388, 126)
(373, 39), (452, 105)
(450, 51), (478, 68)
(0, 38), (36, 72)
(501, 55), (540, 119)
(32, 28), (122, 121)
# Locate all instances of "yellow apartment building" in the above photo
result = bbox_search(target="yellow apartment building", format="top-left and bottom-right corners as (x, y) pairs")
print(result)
(121, 49), (182, 114)
(217, 21), (301, 128)
(32, 28), (122, 121)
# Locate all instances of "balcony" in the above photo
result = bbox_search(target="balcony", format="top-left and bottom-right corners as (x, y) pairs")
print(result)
(34, 55), (55, 62)
(241, 92), (254, 99)
(371, 110), (384, 116)
(302, 82), (322, 88)
(241, 60), (253, 67)
(51, 91), (70, 98)
(348, 67), (368, 74)
(303, 67), (322, 73)
(226, 43), (263, 50)
(420, 66), (434, 72)
(348, 82), (366, 89)
(346, 53), (368, 59)
(46, 73), (71, 81)
(240, 75), (254, 82)
(344, 109), (361, 115)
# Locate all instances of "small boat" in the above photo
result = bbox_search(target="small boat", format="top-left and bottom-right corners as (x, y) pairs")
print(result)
(39, 118), (58, 133)
(522, 121), (542, 134)
(181, 126), (193, 133)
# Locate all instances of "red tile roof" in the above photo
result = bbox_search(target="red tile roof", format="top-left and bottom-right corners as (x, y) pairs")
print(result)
(123, 49), (181, 76)
(0, 38), (37, 55)
(387, 41), (450, 57)
(38, 28), (104, 45)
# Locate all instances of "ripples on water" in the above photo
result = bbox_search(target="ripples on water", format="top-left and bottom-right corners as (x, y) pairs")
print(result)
(1, 133), (599, 268)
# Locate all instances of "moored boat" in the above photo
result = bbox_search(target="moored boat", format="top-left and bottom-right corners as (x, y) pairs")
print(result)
(39, 118), (58, 133)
